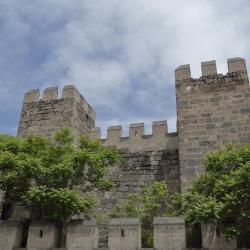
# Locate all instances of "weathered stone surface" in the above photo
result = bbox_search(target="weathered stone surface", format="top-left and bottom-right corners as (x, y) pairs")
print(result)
(153, 217), (186, 250)
(0, 220), (24, 250)
(97, 149), (180, 213)
(66, 219), (98, 250)
(17, 86), (96, 139)
(176, 58), (250, 191)
(90, 123), (178, 153)
(201, 224), (237, 249)
(26, 221), (59, 249)
(12, 57), (250, 248)
(108, 218), (141, 250)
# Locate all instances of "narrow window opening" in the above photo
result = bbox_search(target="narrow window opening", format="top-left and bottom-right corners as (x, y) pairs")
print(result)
(39, 230), (43, 238)
(20, 220), (30, 247)
(216, 226), (220, 237)
(121, 229), (125, 237)
(135, 131), (138, 136)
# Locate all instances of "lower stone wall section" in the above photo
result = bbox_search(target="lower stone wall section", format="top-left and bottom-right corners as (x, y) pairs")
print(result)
(66, 220), (98, 250)
(0, 220), (24, 250)
(27, 221), (59, 249)
(98, 149), (180, 212)
(0, 218), (248, 250)
(108, 218), (141, 250)
(201, 224), (237, 249)
(154, 217), (186, 250)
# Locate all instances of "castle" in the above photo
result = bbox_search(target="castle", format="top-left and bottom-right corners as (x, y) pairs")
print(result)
(0, 57), (250, 249)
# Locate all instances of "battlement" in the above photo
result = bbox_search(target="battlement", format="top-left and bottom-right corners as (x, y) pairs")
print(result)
(23, 85), (96, 120)
(175, 57), (249, 91)
(18, 85), (96, 138)
(89, 120), (177, 152)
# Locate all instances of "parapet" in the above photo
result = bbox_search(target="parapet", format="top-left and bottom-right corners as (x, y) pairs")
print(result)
(154, 216), (185, 225)
(23, 89), (40, 103)
(108, 218), (141, 250)
(175, 57), (249, 90)
(201, 60), (217, 76)
(22, 85), (96, 121)
(153, 217), (186, 250)
(89, 120), (177, 152)
(175, 64), (191, 81)
(227, 57), (247, 73)
(42, 87), (58, 101)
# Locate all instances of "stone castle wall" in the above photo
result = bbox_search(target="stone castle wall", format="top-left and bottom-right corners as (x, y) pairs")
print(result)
(92, 123), (179, 211)
(175, 58), (250, 191)
(17, 85), (96, 139)
(15, 56), (250, 204)
(0, 217), (241, 250)
(8, 56), (250, 249)
(99, 149), (180, 212)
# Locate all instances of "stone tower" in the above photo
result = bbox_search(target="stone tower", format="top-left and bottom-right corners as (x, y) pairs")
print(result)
(17, 85), (96, 139)
(175, 57), (250, 191)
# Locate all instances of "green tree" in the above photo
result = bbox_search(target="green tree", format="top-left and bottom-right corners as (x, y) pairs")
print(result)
(110, 181), (168, 247)
(168, 144), (250, 239)
(0, 129), (120, 222)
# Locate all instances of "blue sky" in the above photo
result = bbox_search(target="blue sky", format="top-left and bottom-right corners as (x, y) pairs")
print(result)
(0, 0), (250, 137)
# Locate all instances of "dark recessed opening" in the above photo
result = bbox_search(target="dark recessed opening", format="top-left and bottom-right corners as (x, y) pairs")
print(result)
(216, 226), (220, 237)
(39, 230), (43, 238)
(20, 220), (30, 247)
(121, 229), (125, 237)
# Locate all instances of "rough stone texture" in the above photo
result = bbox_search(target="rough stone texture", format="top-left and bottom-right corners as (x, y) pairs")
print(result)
(16, 58), (250, 197)
(0, 220), (24, 250)
(90, 122), (179, 212)
(96, 223), (109, 249)
(17, 85), (95, 139)
(153, 217), (186, 250)
(90, 121), (178, 153)
(66, 219), (98, 250)
(108, 218), (141, 250)
(95, 148), (179, 213)
(12, 57), (250, 249)
(201, 224), (237, 249)
(26, 221), (59, 249)
(14, 248), (66, 250)
(175, 58), (250, 191)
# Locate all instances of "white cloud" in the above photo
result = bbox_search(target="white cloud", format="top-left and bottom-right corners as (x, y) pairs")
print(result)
(0, 0), (250, 134)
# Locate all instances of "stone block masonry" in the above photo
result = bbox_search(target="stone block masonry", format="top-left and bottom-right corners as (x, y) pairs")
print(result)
(90, 122), (180, 212)
(89, 121), (177, 152)
(108, 218), (141, 250)
(0, 220), (24, 250)
(176, 57), (250, 191)
(66, 219), (98, 250)
(11, 56), (250, 249)
(26, 221), (59, 249)
(17, 85), (96, 139)
(201, 223), (237, 249)
(154, 217), (186, 250)
(16, 56), (250, 208)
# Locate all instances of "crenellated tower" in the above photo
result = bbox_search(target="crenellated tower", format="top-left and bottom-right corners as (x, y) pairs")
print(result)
(17, 85), (96, 139)
(175, 57), (250, 191)
(16, 57), (250, 197)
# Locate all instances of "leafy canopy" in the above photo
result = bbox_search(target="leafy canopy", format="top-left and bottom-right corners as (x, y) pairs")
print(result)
(0, 129), (120, 221)
(168, 144), (250, 238)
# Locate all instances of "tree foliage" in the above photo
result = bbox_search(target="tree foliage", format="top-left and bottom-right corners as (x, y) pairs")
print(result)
(110, 181), (168, 247)
(168, 144), (250, 238)
(0, 129), (120, 221)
